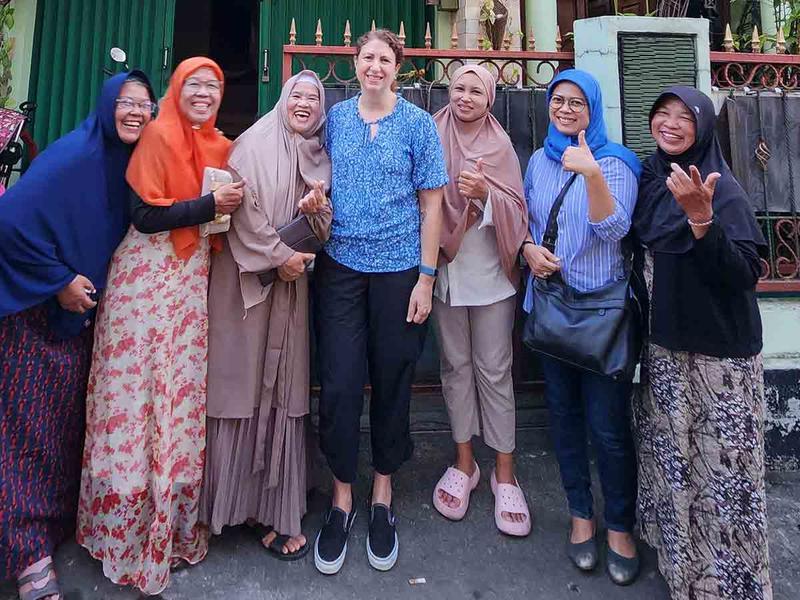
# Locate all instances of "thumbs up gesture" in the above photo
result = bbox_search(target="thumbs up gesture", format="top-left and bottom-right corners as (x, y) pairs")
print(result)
(562, 130), (600, 178)
(457, 157), (489, 201)
(298, 179), (329, 215)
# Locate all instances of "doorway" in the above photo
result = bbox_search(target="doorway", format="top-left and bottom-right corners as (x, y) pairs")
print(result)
(172, 0), (260, 137)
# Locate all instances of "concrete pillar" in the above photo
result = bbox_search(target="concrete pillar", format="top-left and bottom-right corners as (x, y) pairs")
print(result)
(525, 0), (557, 85)
(525, 0), (557, 51)
(455, 0), (482, 50)
(440, 0), (523, 50)
(7, 0), (38, 109)
(574, 16), (711, 144)
(760, 0), (778, 52)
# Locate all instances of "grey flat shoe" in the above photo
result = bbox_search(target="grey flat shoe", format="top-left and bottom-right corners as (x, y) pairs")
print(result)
(566, 531), (598, 571)
(606, 544), (640, 586)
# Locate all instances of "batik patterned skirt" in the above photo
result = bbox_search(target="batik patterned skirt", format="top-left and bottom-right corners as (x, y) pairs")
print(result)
(634, 254), (773, 600)
(76, 228), (209, 596)
(0, 304), (93, 580)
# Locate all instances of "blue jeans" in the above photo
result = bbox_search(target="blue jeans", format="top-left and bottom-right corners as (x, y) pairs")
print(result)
(540, 356), (637, 533)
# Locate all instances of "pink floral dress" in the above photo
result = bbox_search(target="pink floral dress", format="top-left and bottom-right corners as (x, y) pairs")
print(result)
(77, 227), (210, 596)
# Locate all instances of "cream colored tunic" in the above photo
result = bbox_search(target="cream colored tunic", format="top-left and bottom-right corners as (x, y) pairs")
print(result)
(435, 193), (517, 307)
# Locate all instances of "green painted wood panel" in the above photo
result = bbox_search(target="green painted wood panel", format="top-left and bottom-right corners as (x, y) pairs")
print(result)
(258, 0), (432, 114)
(29, 0), (175, 150)
(619, 34), (697, 159)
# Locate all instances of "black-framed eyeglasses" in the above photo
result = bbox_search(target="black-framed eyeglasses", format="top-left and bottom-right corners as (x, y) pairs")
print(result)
(115, 98), (155, 113)
(549, 95), (587, 113)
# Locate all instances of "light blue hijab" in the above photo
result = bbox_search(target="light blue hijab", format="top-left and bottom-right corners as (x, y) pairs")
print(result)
(544, 69), (642, 179)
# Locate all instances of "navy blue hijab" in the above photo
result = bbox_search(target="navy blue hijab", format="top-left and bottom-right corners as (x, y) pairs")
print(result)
(544, 69), (642, 179)
(0, 70), (154, 336)
(633, 86), (767, 255)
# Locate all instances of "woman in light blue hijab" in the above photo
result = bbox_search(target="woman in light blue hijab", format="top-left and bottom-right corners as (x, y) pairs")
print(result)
(520, 69), (641, 586)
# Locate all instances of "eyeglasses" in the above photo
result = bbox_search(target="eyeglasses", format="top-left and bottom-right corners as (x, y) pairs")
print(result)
(183, 79), (222, 94)
(549, 95), (587, 113)
(115, 98), (155, 113)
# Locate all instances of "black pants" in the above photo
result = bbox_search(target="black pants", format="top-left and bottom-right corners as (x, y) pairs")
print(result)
(313, 251), (427, 484)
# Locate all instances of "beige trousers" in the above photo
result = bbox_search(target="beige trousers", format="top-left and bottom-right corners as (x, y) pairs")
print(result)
(433, 295), (516, 454)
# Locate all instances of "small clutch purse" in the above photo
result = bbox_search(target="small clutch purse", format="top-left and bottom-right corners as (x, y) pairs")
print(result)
(256, 214), (323, 286)
(200, 167), (232, 237)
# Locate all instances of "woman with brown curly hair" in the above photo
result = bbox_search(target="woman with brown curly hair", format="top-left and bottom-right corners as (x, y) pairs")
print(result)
(313, 29), (447, 575)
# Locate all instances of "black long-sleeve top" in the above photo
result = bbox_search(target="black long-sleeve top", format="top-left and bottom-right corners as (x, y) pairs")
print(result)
(129, 190), (216, 234)
(649, 221), (763, 358)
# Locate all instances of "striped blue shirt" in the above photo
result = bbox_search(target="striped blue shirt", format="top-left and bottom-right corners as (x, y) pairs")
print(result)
(523, 149), (639, 312)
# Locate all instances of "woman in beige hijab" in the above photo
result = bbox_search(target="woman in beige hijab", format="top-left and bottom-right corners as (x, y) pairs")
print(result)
(201, 70), (331, 559)
(431, 65), (531, 536)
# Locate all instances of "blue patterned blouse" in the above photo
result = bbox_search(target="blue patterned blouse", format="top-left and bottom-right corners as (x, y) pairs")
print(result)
(325, 95), (448, 273)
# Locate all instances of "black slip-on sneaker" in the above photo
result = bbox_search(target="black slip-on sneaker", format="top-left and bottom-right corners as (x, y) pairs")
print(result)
(366, 503), (398, 571)
(314, 506), (357, 575)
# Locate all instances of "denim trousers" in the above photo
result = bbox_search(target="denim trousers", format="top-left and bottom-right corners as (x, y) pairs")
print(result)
(539, 355), (637, 532)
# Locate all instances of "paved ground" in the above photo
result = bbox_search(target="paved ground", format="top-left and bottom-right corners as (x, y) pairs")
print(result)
(2, 429), (798, 600)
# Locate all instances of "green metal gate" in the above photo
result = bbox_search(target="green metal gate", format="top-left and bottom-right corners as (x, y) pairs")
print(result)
(258, 0), (432, 113)
(29, 0), (175, 149)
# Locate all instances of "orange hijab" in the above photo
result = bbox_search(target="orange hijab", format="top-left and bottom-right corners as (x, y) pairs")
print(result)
(126, 57), (231, 259)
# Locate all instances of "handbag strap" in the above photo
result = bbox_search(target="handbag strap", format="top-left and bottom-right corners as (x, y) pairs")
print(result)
(541, 173), (578, 253)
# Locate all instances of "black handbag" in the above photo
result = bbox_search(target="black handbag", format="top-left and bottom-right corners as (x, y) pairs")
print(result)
(256, 213), (323, 286)
(522, 174), (643, 381)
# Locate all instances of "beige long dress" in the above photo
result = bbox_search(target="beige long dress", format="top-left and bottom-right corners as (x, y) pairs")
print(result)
(200, 71), (331, 538)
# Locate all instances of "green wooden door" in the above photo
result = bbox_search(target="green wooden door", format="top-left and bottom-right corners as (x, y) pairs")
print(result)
(257, 0), (431, 114)
(29, 0), (176, 149)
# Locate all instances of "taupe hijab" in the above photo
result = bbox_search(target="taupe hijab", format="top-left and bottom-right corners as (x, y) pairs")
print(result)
(433, 65), (528, 284)
(207, 71), (331, 476)
(226, 70), (332, 310)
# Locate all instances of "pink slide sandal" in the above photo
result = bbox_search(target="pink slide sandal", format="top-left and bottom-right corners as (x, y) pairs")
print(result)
(490, 469), (531, 537)
(432, 462), (481, 521)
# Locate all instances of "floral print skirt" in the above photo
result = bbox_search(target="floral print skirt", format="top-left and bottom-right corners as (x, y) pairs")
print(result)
(76, 228), (209, 596)
(634, 342), (773, 600)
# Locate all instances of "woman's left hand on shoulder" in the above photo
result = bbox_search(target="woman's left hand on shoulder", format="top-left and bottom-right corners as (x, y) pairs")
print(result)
(666, 163), (719, 223)
(562, 130), (601, 178)
(406, 276), (434, 324)
(458, 158), (489, 201)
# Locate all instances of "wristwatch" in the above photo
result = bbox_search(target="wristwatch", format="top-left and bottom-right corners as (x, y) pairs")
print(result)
(419, 263), (438, 278)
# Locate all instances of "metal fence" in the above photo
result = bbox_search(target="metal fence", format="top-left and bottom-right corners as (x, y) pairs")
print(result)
(283, 18), (800, 293)
(712, 36), (800, 291)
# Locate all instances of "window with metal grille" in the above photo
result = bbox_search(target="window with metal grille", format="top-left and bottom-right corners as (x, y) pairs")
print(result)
(618, 33), (697, 159)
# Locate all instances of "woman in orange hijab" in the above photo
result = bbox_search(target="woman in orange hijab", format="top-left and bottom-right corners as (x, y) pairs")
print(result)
(76, 58), (243, 595)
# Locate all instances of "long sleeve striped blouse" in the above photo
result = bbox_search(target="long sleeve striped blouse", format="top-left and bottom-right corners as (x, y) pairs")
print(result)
(522, 148), (639, 313)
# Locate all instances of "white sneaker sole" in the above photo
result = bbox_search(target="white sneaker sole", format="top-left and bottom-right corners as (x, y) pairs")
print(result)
(314, 532), (348, 575)
(366, 532), (398, 571)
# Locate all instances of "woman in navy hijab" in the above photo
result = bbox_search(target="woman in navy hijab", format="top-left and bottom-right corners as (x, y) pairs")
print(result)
(0, 70), (155, 600)
(520, 69), (641, 585)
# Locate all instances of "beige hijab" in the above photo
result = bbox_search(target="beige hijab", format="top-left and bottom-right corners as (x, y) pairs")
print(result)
(226, 69), (332, 309)
(433, 65), (528, 284)
(207, 71), (331, 476)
